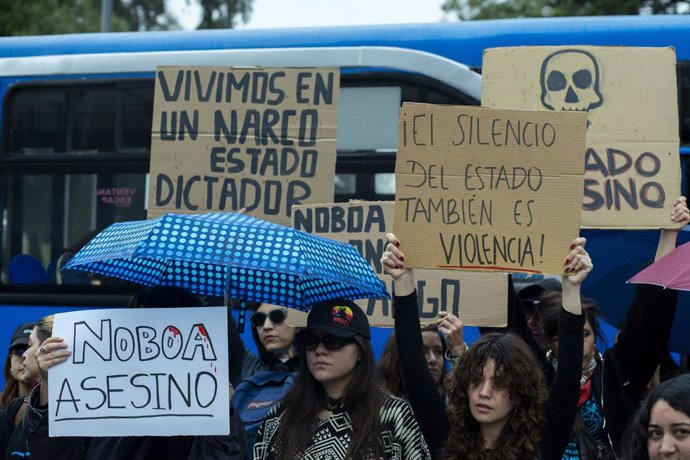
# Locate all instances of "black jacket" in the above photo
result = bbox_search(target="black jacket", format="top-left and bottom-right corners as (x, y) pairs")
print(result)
(1, 396), (29, 460)
(594, 284), (678, 456)
(22, 385), (247, 460)
(393, 288), (584, 460)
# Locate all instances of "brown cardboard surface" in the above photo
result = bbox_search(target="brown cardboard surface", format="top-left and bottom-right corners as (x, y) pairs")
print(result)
(292, 201), (507, 327)
(148, 66), (339, 225)
(393, 103), (586, 276)
(482, 46), (681, 229)
(285, 307), (308, 327)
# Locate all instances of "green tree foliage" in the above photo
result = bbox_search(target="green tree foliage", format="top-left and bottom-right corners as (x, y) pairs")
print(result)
(198, 0), (253, 28)
(0, 0), (252, 36)
(442, 0), (689, 20)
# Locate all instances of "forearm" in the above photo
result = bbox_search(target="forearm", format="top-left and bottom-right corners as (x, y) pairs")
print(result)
(614, 283), (678, 390)
(655, 229), (679, 261)
(560, 281), (582, 316)
(541, 309), (585, 458)
(393, 290), (448, 456)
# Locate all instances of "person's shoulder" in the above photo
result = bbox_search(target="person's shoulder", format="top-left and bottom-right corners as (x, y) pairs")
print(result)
(7, 394), (27, 413)
(0, 395), (25, 420)
(379, 393), (415, 417)
(264, 400), (286, 420)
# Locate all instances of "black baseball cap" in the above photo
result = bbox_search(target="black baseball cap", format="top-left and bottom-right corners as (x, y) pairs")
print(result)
(517, 278), (562, 301)
(304, 299), (370, 340)
(9, 323), (35, 350)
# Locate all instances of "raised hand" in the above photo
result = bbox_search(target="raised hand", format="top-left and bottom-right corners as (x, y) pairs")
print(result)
(381, 233), (407, 280)
(562, 237), (593, 288)
(36, 336), (71, 383)
(381, 233), (415, 296)
(437, 311), (466, 358)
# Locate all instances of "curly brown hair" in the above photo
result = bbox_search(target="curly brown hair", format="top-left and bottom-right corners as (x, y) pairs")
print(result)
(444, 333), (547, 459)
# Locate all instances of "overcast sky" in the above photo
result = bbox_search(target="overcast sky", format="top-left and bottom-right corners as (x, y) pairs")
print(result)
(169, 0), (449, 30)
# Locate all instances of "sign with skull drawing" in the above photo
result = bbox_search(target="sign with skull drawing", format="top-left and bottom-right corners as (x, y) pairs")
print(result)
(483, 46), (681, 229)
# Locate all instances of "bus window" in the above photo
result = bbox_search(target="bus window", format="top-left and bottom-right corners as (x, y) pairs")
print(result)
(3, 173), (146, 281)
(7, 81), (154, 156)
(9, 88), (68, 155)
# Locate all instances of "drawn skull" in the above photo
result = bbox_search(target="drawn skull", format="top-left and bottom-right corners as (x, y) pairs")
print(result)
(540, 50), (603, 112)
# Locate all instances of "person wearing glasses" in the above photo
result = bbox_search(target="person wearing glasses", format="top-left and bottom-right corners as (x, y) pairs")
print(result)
(1, 322), (36, 459)
(1, 320), (43, 459)
(253, 298), (431, 460)
(232, 305), (300, 454)
(1, 323), (35, 409)
(250, 305), (299, 372)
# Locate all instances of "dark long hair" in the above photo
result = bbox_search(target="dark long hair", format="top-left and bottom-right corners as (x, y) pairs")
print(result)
(272, 335), (383, 459)
(1, 355), (18, 408)
(444, 333), (547, 460)
(622, 373), (690, 460)
(378, 325), (447, 399)
(539, 291), (605, 346)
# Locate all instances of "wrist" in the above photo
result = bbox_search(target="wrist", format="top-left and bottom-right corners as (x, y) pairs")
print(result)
(445, 342), (468, 360)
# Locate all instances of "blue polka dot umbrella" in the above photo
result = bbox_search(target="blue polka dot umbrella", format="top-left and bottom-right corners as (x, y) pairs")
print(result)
(63, 212), (390, 311)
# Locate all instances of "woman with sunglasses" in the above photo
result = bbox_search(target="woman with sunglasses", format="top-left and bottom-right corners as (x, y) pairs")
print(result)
(1, 319), (46, 460)
(250, 305), (298, 372)
(253, 298), (431, 459)
(1, 323), (37, 459)
(231, 305), (300, 453)
(1, 322), (35, 409)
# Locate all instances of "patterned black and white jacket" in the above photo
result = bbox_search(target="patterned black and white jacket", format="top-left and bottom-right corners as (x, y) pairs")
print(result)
(253, 393), (431, 460)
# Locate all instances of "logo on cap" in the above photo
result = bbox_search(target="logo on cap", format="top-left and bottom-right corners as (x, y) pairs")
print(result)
(331, 305), (353, 326)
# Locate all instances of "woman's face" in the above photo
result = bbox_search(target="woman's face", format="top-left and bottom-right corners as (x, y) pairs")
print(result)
(468, 358), (515, 430)
(9, 345), (30, 383)
(254, 305), (296, 354)
(647, 399), (690, 460)
(22, 328), (41, 382)
(549, 319), (596, 371)
(306, 332), (360, 393)
(422, 330), (444, 384)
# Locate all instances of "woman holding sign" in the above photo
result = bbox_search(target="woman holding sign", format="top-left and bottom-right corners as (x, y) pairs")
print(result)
(536, 196), (690, 459)
(382, 234), (591, 459)
(21, 289), (248, 460)
(253, 298), (431, 459)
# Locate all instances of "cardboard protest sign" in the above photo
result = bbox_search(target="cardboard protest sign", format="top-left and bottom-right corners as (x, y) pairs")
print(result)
(148, 67), (339, 225)
(48, 307), (229, 437)
(482, 46), (680, 229)
(292, 201), (507, 327)
(394, 103), (586, 275)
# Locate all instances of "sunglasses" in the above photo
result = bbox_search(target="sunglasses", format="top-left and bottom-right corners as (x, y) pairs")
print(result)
(10, 346), (27, 357)
(250, 309), (287, 328)
(297, 334), (357, 351)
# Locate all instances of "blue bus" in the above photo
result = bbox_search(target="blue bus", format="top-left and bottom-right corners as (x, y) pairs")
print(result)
(1, 16), (689, 371)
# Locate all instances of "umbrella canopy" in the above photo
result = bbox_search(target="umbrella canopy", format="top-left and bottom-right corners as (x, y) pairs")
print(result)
(64, 212), (389, 311)
(628, 241), (690, 290)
